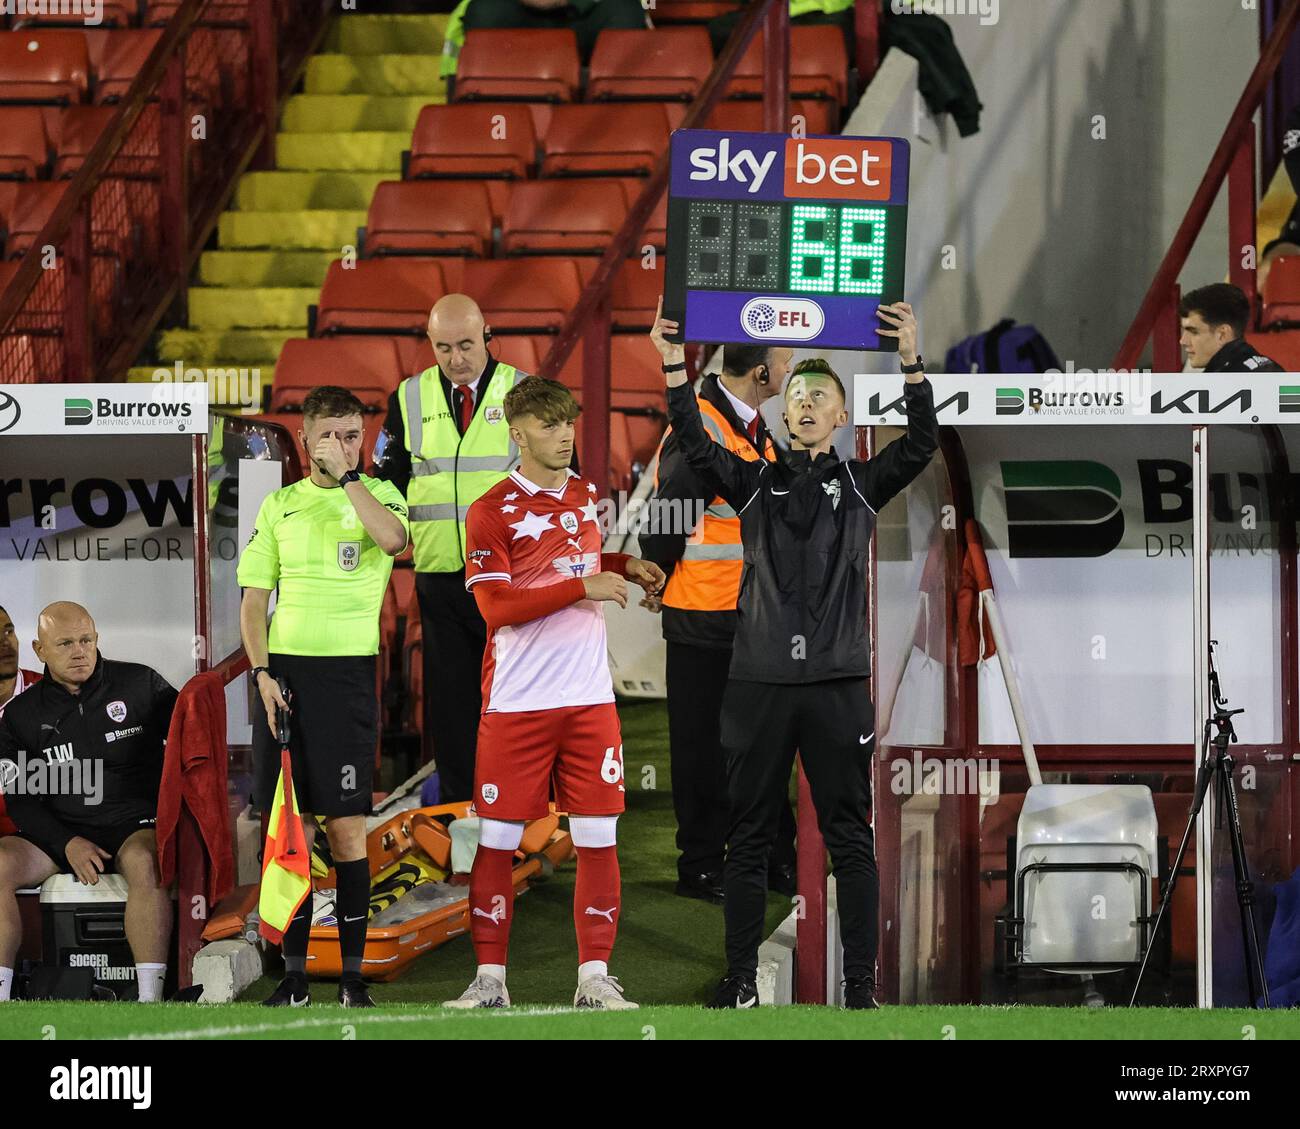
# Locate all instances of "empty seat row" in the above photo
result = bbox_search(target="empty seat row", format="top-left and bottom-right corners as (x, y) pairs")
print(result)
(0, 103), (161, 180)
(453, 27), (848, 105)
(363, 178), (665, 259)
(0, 28), (201, 106)
(407, 99), (839, 180)
(312, 256), (664, 337)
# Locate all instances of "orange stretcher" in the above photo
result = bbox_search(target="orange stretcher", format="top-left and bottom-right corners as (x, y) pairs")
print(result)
(307, 802), (573, 981)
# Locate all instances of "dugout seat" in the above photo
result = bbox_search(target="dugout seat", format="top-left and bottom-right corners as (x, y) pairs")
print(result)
(0, 30), (90, 105)
(540, 103), (670, 177)
(1259, 256), (1300, 331)
(314, 259), (448, 336)
(501, 179), (626, 256)
(1008, 784), (1160, 972)
(407, 103), (537, 180)
(0, 107), (50, 179)
(364, 180), (494, 258)
(726, 26), (849, 103)
(587, 28), (712, 101)
(453, 29), (580, 103)
(462, 257), (584, 332)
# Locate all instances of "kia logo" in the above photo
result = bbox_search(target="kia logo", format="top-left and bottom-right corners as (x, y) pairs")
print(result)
(0, 390), (20, 434)
(740, 297), (825, 341)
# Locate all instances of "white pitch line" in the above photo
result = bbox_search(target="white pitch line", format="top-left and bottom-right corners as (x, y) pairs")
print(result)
(121, 1006), (582, 1041)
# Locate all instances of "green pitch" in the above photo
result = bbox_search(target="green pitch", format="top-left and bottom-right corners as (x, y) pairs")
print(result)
(1, 1002), (1298, 1041)
(2, 701), (1297, 1041)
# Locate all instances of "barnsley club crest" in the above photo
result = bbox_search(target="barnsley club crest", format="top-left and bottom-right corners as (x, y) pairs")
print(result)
(560, 511), (579, 535)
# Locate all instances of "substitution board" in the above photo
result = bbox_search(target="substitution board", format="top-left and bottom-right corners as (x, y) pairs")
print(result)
(664, 130), (910, 350)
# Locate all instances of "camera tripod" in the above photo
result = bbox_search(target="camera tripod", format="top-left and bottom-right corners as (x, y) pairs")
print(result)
(1130, 643), (1270, 1007)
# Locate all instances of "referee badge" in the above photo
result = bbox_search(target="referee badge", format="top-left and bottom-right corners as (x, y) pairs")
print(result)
(337, 541), (361, 571)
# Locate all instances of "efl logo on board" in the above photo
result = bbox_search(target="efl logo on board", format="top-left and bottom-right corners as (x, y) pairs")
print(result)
(783, 139), (892, 201)
(740, 298), (825, 341)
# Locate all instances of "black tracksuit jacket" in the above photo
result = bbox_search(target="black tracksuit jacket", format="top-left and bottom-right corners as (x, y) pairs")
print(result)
(664, 378), (939, 685)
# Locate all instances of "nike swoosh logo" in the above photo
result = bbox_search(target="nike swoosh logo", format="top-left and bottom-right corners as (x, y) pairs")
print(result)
(738, 996), (757, 1008)
(290, 994), (308, 1007)
(770, 490), (790, 496)
(283, 510), (299, 518)
(859, 732), (875, 745)
(343, 914), (366, 923)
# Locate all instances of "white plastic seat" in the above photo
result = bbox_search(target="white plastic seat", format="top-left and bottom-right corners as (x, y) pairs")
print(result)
(39, 872), (129, 902)
(1015, 784), (1158, 971)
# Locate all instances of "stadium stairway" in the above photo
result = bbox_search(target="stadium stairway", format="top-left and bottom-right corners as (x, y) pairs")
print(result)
(126, 12), (449, 399)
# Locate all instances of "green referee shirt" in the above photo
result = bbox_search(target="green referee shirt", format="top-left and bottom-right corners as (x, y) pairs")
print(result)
(237, 475), (410, 657)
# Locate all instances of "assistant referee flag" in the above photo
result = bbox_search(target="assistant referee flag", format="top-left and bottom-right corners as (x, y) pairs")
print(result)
(259, 748), (312, 944)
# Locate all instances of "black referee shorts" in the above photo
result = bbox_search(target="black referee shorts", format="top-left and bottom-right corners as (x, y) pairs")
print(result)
(253, 654), (377, 818)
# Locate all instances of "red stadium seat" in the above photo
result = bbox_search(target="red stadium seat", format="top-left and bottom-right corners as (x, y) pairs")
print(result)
(55, 104), (159, 177)
(408, 103), (537, 180)
(1260, 256), (1300, 330)
(315, 259), (448, 336)
(453, 29), (580, 103)
(0, 107), (50, 178)
(576, 256), (664, 330)
(501, 179), (627, 256)
(4, 180), (66, 258)
(365, 180), (494, 258)
(540, 104), (670, 177)
(389, 334), (539, 378)
(705, 97), (838, 134)
(0, 30), (90, 105)
(271, 337), (405, 407)
(727, 26), (849, 103)
(458, 258), (584, 333)
(612, 177), (666, 249)
(650, 0), (741, 22)
(587, 28), (712, 101)
(90, 29), (162, 103)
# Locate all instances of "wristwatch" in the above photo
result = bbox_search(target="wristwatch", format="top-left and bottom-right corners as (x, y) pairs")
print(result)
(250, 666), (269, 686)
(900, 356), (925, 374)
(338, 469), (362, 486)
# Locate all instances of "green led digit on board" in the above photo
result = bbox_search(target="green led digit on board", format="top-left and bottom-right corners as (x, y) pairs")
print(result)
(837, 207), (887, 296)
(788, 205), (836, 293)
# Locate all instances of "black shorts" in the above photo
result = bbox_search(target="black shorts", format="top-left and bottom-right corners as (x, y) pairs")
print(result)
(253, 654), (377, 818)
(15, 814), (156, 869)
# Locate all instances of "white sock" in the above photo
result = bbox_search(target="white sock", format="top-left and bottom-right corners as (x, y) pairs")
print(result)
(0, 966), (12, 1001)
(477, 963), (506, 984)
(578, 960), (608, 982)
(136, 963), (167, 1003)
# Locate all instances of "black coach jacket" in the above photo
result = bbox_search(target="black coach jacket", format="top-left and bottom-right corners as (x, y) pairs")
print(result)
(665, 378), (938, 684)
(0, 654), (177, 861)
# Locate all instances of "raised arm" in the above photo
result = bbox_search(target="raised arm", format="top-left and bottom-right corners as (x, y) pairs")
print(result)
(651, 298), (765, 510)
(854, 301), (940, 510)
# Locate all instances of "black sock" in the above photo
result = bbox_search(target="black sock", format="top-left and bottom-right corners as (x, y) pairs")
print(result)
(282, 895), (313, 978)
(335, 858), (371, 981)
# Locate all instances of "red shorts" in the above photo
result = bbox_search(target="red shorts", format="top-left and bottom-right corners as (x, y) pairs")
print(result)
(473, 702), (625, 821)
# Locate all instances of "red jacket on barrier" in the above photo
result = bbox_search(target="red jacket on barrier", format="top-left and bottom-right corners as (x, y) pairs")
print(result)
(0, 668), (41, 836)
(156, 671), (234, 905)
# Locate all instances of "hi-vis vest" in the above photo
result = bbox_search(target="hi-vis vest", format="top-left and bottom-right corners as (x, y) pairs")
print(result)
(656, 395), (775, 613)
(398, 363), (524, 572)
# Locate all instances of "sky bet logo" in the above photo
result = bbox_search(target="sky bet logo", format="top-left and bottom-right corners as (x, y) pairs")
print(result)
(689, 137), (893, 199)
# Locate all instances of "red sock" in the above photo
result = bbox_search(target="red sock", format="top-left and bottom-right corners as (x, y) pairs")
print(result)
(573, 845), (621, 965)
(469, 846), (515, 965)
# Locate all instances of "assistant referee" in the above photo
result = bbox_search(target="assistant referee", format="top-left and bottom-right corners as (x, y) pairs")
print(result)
(239, 386), (409, 1009)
